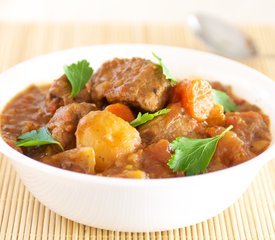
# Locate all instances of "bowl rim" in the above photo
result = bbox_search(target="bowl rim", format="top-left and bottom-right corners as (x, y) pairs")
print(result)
(0, 43), (275, 187)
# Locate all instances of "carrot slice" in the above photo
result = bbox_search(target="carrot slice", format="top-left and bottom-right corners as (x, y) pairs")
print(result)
(180, 79), (214, 121)
(105, 103), (135, 122)
(207, 104), (225, 126)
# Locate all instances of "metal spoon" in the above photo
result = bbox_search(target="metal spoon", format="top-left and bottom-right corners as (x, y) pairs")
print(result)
(186, 13), (271, 59)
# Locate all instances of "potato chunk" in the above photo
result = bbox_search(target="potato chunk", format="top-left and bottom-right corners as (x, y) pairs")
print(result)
(41, 147), (95, 174)
(76, 110), (141, 172)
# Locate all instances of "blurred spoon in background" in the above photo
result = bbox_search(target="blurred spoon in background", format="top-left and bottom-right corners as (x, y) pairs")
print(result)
(186, 13), (273, 59)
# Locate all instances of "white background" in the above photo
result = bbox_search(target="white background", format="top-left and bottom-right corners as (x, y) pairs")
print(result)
(0, 0), (275, 23)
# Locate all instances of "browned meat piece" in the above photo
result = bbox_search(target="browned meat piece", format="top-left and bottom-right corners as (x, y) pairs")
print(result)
(47, 103), (97, 150)
(46, 75), (92, 114)
(138, 103), (199, 145)
(102, 140), (174, 179)
(41, 147), (96, 174)
(142, 139), (175, 178)
(225, 111), (271, 154)
(87, 58), (171, 112)
(205, 127), (255, 172)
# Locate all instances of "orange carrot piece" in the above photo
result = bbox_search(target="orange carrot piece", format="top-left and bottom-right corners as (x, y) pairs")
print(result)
(171, 79), (214, 121)
(105, 103), (135, 122)
(206, 104), (225, 126)
(181, 79), (214, 121)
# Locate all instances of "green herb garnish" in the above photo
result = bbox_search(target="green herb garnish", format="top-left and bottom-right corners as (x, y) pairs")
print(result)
(16, 127), (63, 149)
(152, 52), (177, 84)
(64, 59), (93, 97)
(212, 89), (237, 112)
(130, 108), (170, 127)
(168, 125), (233, 176)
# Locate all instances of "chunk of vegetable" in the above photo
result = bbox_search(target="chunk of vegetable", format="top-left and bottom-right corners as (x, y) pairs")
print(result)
(76, 111), (141, 172)
(206, 104), (225, 126)
(173, 79), (214, 121)
(105, 103), (135, 122)
(41, 147), (95, 174)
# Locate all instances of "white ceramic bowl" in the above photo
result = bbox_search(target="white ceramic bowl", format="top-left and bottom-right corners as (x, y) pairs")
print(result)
(0, 44), (274, 232)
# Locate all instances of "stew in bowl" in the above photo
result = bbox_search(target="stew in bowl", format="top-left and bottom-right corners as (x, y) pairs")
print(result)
(1, 53), (271, 179)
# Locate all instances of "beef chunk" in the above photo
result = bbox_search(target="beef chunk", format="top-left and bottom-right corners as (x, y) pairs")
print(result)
(47, 103), (96, 150)
(87, 58), (171, 112)
(46, 75), (92, 113)
(204, 127), (255, 172)
(225, 111), (271, 154)
(142, 139), (175, 178)
(138, 103), (199, 145)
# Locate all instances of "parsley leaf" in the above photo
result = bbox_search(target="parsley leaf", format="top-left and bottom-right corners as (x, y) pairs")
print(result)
(152, 52), (177, 84)
(212, 89), (237, 112)
(64, 60), (93, 97)
(16, 127), (63, 149)
(130, 108), (170, 127)
(168, 125), (233, 176)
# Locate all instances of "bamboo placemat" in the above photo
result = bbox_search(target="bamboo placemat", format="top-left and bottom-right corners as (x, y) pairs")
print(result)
(0, 22), (274, 239)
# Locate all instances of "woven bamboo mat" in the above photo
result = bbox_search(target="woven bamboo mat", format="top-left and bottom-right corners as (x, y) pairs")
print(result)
(0, 22), (274, 239)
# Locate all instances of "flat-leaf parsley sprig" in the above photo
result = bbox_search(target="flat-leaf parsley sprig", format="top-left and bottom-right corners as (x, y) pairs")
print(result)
(168, 125), (233, 176)
(16, 127), (63, 149)
(64, 59), (93, 97)
(152, 52), (177, 84)
(212, 89), (237, 112)
(130, 108), (170, 127)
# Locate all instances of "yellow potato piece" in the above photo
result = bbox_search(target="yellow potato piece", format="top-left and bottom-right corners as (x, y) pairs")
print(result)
(76, 110), (141, 172)
(42, 147), (96, 174)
